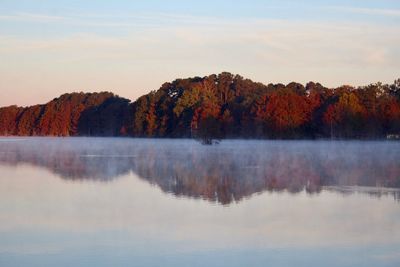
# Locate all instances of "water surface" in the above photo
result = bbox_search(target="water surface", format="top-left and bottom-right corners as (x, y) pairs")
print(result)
(0, 138), (399, 267)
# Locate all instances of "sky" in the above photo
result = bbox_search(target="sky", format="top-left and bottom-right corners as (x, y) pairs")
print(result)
(0, 0), (399, 106)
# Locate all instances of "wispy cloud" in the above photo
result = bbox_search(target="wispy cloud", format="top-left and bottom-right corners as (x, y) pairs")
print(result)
(0, 11), (241, 29)
(328, 6), (400, 17)
(1, 17), (398, 67)
(0, 12), (65, 22)
(0, 11), (282, 30)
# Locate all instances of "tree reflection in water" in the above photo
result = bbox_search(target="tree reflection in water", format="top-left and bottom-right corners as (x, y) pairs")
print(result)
(0, 138), (399, 205)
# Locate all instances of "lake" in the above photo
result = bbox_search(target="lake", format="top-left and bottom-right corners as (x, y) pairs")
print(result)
(0, 138), (399, 267)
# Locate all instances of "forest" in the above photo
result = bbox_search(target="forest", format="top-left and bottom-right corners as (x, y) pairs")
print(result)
(0, 72), (400, 139)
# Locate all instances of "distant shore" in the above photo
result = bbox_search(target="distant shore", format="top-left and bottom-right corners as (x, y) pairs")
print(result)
(1, 73), (399, 140)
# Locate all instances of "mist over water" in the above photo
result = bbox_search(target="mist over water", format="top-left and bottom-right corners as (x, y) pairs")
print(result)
(0, 137), (400, 267)
(0, 137), (399, 204)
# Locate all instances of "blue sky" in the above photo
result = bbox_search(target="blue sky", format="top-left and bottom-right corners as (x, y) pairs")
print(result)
(0, 0), (399, 106)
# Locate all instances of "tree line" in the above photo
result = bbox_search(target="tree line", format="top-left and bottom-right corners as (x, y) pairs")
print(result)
(1, 72), (399, 139)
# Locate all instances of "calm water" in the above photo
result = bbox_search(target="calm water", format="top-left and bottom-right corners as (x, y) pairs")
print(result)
(0, 138), (399, 267)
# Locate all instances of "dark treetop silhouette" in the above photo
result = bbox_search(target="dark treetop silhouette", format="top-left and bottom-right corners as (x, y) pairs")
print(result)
(0, 138), (399, 205)
(1, 73), (400, 139)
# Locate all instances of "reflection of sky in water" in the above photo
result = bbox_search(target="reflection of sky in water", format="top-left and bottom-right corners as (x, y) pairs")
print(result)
(0, 138), (400, 267)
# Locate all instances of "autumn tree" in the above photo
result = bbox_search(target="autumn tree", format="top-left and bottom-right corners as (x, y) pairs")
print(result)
(1, 74), (399, 140)
(323, 91), (367, 138)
